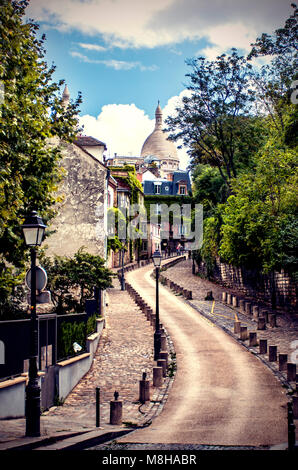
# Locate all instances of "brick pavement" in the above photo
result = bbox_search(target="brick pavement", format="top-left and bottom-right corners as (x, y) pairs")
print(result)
(0, 277), (174, 444)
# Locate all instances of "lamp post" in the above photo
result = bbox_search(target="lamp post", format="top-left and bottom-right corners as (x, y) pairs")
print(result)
(192, 251), (196, 275)
(120, 239), (126, 291)
(22, 210), (46, 437)
(152, 249), (162, 361)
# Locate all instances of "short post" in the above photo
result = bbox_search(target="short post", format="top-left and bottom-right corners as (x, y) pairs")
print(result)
(240, 326), (248, 341)
(159, 351), (168, 368)
(227, 293), (232, 305)
(96, 387), (100, 427)
(222, 292), (227, 303)
(153, 367), (163, 387)
(252, 306), (259, 319)
(232, 296), (238, 307)
(261, 310), (269, 322)
(287, 363), (297, 382)
(278, 354), (288, 371)
(293, 396), (298, 419)
(234, 321), (241, 334)
(245, 302), (252, 315)
(249, 332), (258, 347)
(288, 401), (296, 451)
(239, 299), (245, 313)
(257, 317), (266, 330)
(139, 372), (150, 404)
(157, 359), (167, 377)
(269, 345), (277, 362)
(110, 391), (122, 425)
(160, 334), (167, 351)
(269, 314), (277, 328)
(259, 339), (267, 354)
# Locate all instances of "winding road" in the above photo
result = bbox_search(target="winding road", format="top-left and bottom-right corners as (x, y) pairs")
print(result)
(118, 261), (288, 447)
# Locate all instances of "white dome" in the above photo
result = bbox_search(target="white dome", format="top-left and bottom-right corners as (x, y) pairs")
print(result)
(141, 103), (179, 163)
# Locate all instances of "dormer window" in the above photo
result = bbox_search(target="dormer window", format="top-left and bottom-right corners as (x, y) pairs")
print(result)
(154, 182), (161, 194)
(179, 185), (187, 195)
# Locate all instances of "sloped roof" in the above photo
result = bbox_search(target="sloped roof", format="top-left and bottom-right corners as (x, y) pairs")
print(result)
(74, 135), (107, 149)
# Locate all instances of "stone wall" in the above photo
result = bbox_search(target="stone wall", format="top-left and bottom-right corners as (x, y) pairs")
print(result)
(45, 138), (107, 259)
(198, 258), (297, 312)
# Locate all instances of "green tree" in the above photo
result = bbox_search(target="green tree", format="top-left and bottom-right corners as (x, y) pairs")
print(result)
(219, 143), (298, 275)
(41, 248), (114, 313)
(165, 51), (264, 186)
(0, 0), (81, 305)
(248, 3), (297, 135)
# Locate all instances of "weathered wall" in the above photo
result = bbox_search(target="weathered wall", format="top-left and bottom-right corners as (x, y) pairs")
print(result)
(198, 257), (297, 312)
(45, 138), (107, 259)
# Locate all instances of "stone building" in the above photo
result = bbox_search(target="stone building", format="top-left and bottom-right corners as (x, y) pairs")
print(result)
(45, 86), (108, 260)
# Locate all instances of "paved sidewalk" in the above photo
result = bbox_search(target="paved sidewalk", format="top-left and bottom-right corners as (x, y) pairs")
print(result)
(0, 277), (173, 449)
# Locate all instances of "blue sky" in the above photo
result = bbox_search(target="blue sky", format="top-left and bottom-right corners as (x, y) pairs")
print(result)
(26, 0), (292, 168)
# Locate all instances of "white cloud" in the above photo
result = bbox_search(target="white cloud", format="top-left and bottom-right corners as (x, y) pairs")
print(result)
(79, 93), (191, 170)
(70, 50), (157, 71)
(78, 42), (107, 52)
(26, 0), (290, 54)
(79, 103), (154, 157)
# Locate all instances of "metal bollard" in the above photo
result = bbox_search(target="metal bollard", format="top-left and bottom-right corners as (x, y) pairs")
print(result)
(159, 350), (168, 368)
(110, 391), (122, 425)
(240, 326), (248, 341)
(269, 345), (277, 362)
(139, 372), (150, 404)
(234, 321), (241, 334)
(160, 334), (167, 351)
(153, 367), (163, 387)
(239, 299), (245, 313)
(257, 317), (266, 330)
(259, 339), (267, 354)
(157, 359), (167, 377)
(288, 401), (296, 451)
(249, 332), (258, 347)
(278, 354), (288, 371)
(252, 305), (259, 319)
(245, 302), (252, 315)
(96, 387), (100, 427)
(287, 363), (297, 382)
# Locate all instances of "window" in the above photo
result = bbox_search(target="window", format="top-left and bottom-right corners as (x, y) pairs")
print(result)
(179, 185), (187, 195)
(154, 183), (161, 194)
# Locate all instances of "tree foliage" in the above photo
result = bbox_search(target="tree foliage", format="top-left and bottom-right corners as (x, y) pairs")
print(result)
(165, 50), (265, 185)
(0, 0), (82, 304)
(40, 248), (114, 314)
(176, 5), (298, 280)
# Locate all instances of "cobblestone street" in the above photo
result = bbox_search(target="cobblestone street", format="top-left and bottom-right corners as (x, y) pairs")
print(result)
(0, 276), (173, 443)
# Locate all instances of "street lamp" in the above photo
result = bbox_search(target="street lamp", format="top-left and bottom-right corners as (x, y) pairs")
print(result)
(120, 239), (126, 291)
(152, 249), (162, 361)
(22, 210), (46, 437)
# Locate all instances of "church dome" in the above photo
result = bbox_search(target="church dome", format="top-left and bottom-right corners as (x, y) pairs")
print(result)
(141, 102), (179, 163)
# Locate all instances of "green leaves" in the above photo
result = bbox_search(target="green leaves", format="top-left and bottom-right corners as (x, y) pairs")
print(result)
(41, 248), (114, 314)
(219, 145), (298, 273)
(0, 0), (81, 305)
